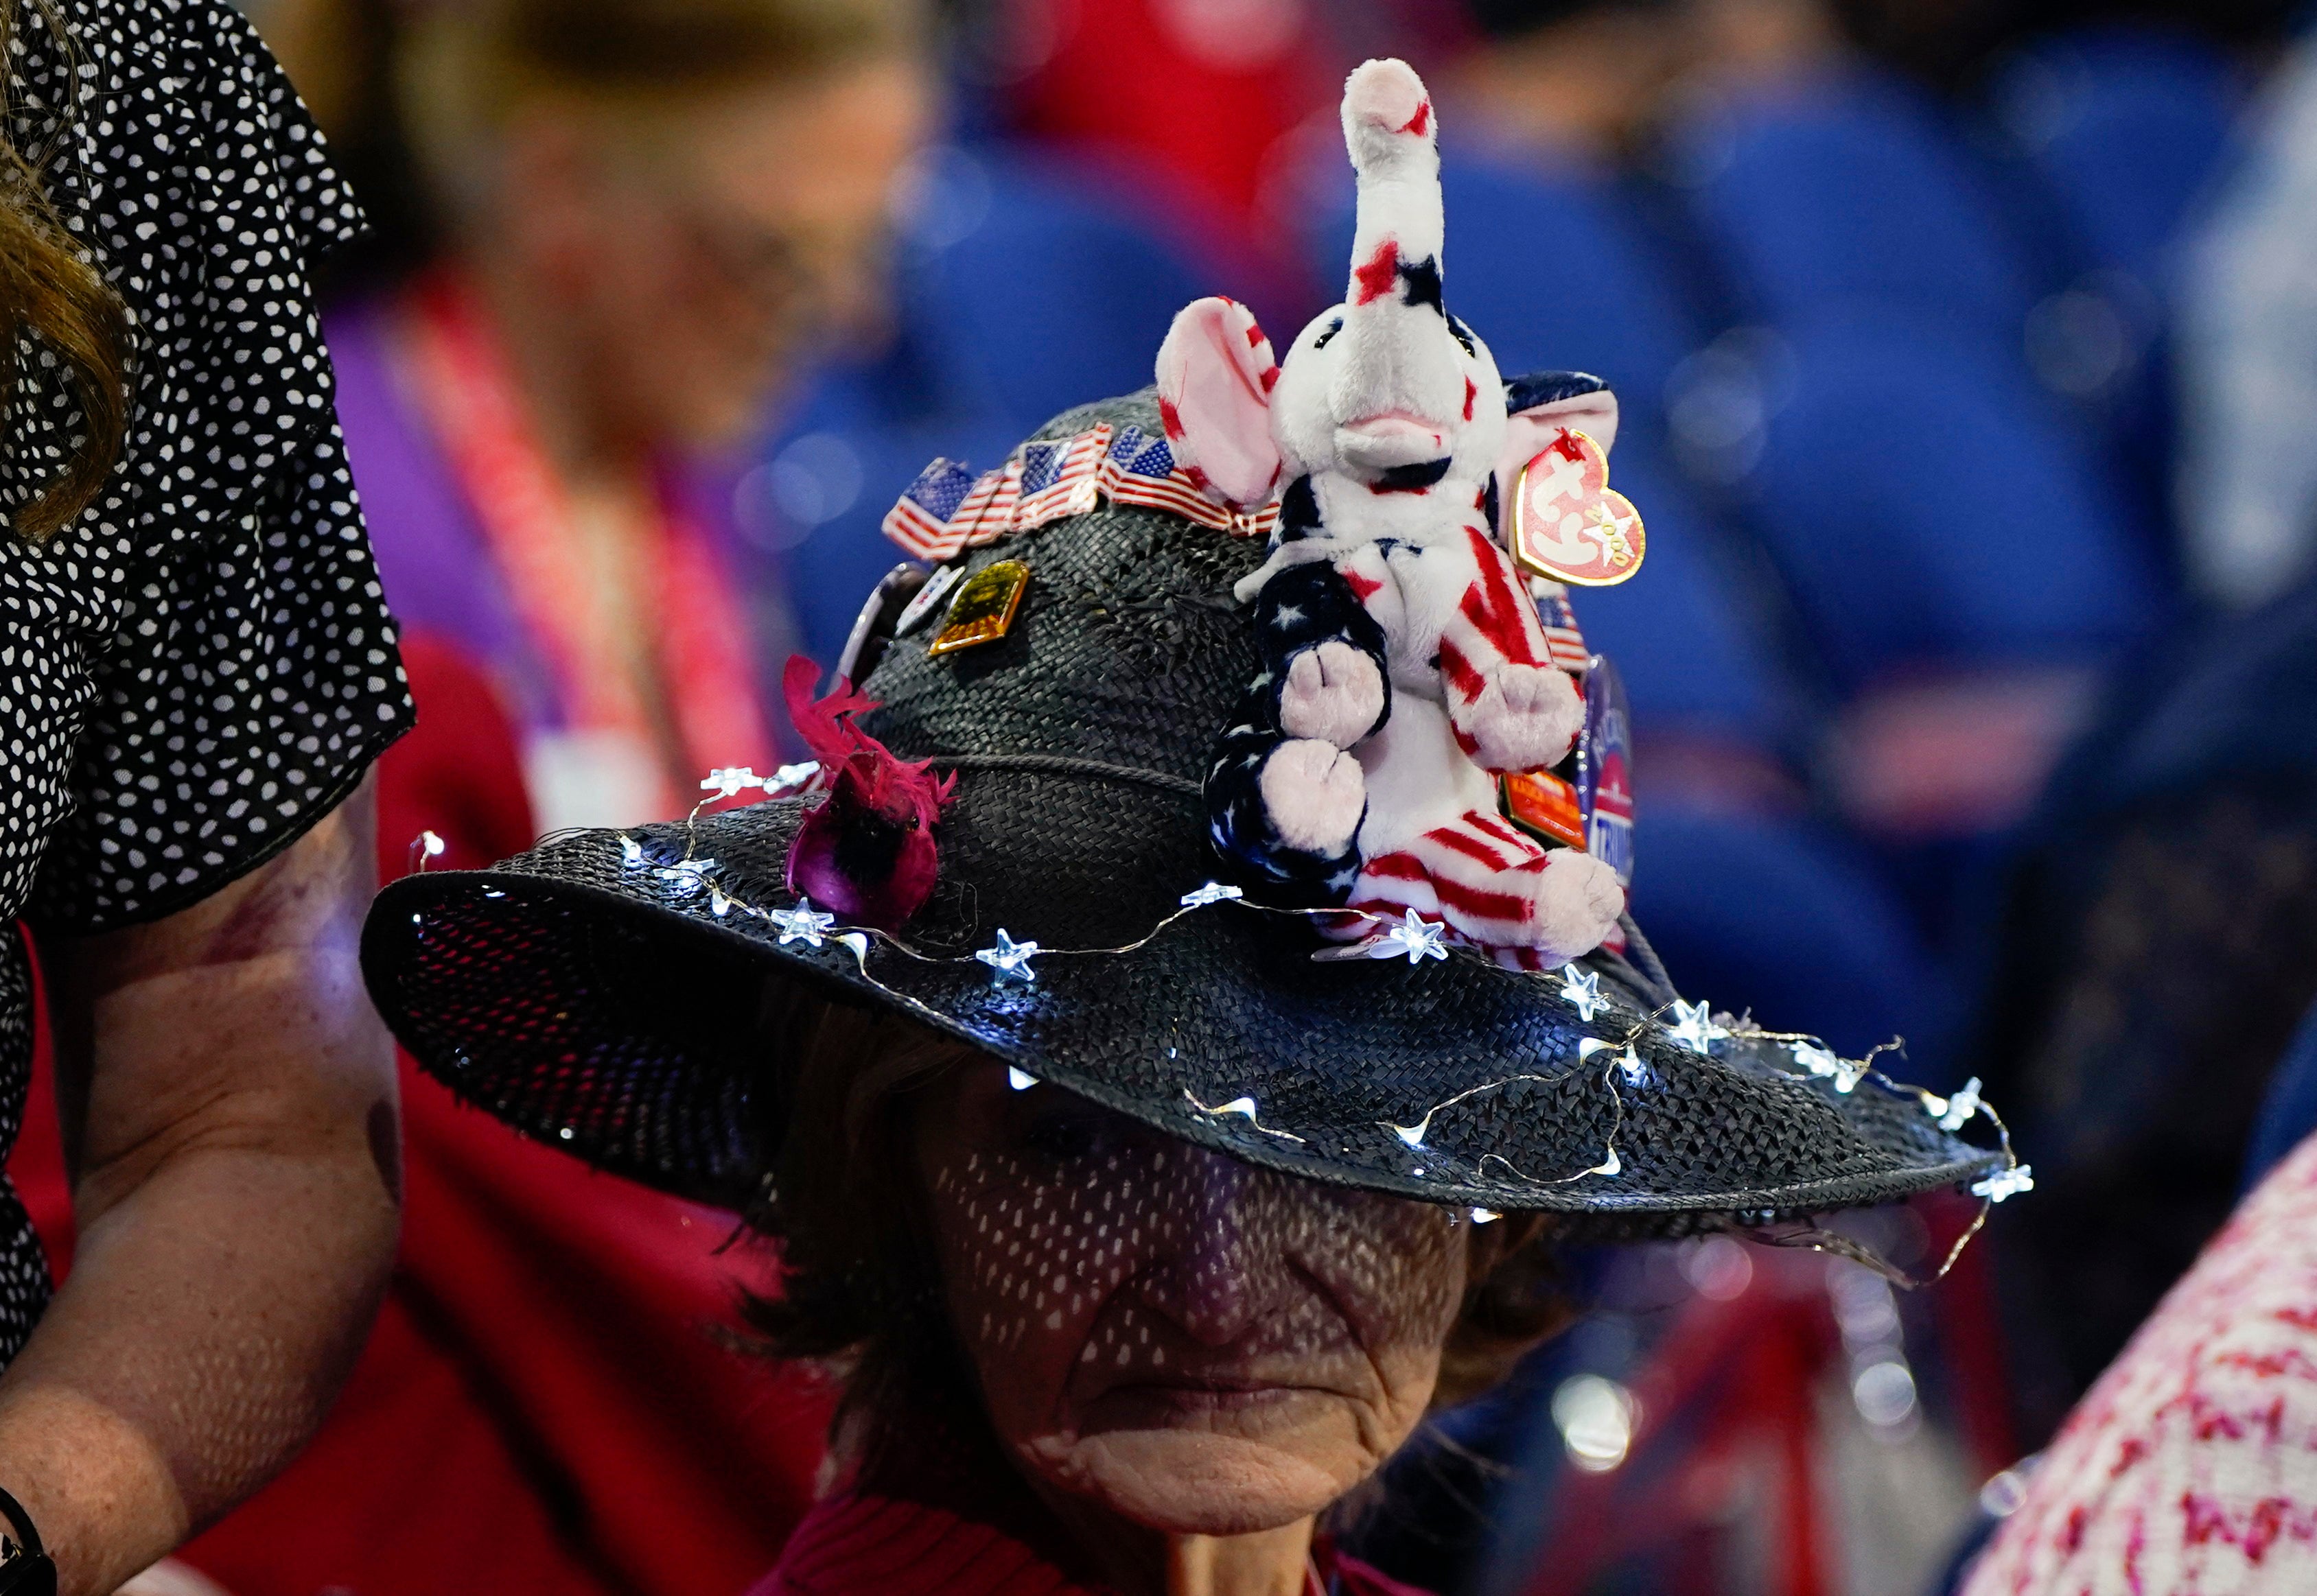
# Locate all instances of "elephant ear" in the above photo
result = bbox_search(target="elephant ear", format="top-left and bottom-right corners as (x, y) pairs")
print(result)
(1156, 296), (1284, 511)
(1498, 371), (1620, 500)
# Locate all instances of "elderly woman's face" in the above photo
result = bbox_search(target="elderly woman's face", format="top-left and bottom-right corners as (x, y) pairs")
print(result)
(915, 1062), (1469, 1535)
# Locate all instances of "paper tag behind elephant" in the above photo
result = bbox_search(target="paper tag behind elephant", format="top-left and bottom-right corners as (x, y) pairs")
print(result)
(1510, 429), (1645, 587)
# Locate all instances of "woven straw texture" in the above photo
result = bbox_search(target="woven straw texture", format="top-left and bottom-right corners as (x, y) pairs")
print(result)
(363, 391), (2001, 1226)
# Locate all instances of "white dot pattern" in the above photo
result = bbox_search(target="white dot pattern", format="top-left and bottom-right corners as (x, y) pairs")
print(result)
(0, 0), (412, 1360)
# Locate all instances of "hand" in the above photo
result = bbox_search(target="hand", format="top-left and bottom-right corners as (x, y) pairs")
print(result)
(1453, 663), (1583, 774)
(1278, 642), (1386, 749)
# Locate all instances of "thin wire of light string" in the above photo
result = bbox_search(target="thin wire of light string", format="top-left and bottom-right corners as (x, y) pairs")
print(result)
(429, 777), (2021, 1287)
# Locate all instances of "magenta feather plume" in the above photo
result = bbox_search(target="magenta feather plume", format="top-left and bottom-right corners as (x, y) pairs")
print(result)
(780, 655), (955, 930)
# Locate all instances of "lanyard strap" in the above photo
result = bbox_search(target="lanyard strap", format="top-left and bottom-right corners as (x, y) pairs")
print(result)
(400, 271), (773, 801)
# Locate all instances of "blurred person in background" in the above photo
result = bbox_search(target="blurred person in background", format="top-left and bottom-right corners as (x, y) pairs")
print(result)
(28, 2), (935, 1593)
(2175, 29), (2317, 609)
(0, 1), (417, 1592)
(340, 0), (932, 834)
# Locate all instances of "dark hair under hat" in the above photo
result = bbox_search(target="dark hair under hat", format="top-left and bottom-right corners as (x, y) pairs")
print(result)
(362, 388), (2007, 1236)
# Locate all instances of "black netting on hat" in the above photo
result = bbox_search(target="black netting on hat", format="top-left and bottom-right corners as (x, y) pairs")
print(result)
(364, 390), (2003, 1225)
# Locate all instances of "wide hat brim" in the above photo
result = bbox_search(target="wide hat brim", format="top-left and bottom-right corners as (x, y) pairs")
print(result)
(362, 392), (2003, 1228)
(366, 814), (1999, 1228)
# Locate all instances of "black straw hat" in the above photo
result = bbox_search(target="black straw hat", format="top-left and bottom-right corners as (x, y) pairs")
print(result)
(362, 390), (2010, 1232)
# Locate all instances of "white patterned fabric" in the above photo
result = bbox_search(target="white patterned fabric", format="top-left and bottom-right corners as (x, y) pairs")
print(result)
(1964, 1129), (2317, 1594)
(0, 0), (412, 1361)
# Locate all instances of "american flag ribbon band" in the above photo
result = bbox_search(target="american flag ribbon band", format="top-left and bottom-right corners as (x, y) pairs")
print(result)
(881, 423), (1281, 561)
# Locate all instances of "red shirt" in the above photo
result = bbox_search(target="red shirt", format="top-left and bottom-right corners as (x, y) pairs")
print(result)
(754, 1489), (1434, 1596)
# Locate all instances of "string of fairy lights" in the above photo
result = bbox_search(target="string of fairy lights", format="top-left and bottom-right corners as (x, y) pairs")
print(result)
(410, 758), (2028, 1287)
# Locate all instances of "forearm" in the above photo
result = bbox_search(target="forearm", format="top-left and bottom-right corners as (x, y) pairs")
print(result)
(0, 1131), (396, 1595)
(10, 788), (401, 1596)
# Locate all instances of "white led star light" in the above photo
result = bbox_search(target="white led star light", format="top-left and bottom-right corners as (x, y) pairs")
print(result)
(1581, 1035), (1647, 1086)
(1183, 1091), (1308, 1145)
(1972, 1164), (2034, 1203)
(976, 929), (1041, 983)
(701, 767), (766, 800)
(1789, 1040), (1865, 1091)
(767, 902), (836, 947)
(617, 788), (2029, 1282)
(1667, 999), (1727, 1056)
(1375, 912), (1449, 964)
(1924, 1076), (1983, 1132)
(1791, 1040), (1842, 1077)
(1557, 963), (1603, 1021)
(654, 857), (719, 896)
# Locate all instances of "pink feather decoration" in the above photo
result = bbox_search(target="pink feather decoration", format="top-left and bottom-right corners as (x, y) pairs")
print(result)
(780, 655), (956, 930)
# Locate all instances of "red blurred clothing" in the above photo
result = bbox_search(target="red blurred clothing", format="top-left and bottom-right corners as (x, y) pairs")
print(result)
(1001, 0), (1328, 309)
(753, 1492), (1434, 1595)
(11, 633), (829, 1596)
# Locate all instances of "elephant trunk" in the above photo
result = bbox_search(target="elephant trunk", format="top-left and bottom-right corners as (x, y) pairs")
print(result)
(1331, 58), (1461, 473)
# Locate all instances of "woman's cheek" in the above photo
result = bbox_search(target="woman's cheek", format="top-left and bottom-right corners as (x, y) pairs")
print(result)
(1318, 1195), (1468, 1353)
(929, 1155), (1156, 1434)
(1300, 1195), (1467, 1444)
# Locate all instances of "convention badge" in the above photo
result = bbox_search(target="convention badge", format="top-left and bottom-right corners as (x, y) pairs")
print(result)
(1509, 428), (1646, 587)
(894, 561), (962, 636)
(929, 559), (1031, 656)
(1579, 655), (1634, 887)
(1500, 766), (1587, 851)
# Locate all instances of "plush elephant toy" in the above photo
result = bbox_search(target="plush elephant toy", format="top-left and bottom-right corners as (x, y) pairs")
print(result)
(1159, 56), (1627, 970)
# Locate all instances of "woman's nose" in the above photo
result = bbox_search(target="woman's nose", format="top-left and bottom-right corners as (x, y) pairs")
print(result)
(1130, 1150), (1302, 1346)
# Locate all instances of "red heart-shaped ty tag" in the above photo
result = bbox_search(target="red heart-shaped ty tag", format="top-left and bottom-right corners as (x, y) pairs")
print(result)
(1509, 427), (1646, 587)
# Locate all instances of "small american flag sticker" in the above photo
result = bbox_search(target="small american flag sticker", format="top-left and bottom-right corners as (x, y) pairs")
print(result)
(878, 422), (1278, 563)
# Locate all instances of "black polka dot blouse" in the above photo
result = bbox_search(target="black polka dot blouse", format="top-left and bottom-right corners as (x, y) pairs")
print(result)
(0, 0), (413, 1358)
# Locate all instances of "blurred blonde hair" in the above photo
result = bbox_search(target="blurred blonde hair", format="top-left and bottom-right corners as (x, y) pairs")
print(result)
(0, 0), (130, 541)
(397, 0), (919, 211)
